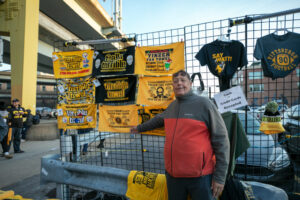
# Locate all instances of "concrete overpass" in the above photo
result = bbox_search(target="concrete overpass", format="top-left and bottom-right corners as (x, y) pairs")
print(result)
(0, 0), (125, 112)
(2, 0), (124, 73)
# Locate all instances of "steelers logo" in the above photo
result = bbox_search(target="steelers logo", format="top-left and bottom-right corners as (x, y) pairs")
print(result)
(115, 117), (122, 124)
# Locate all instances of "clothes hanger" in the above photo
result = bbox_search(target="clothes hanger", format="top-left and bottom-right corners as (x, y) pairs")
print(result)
(217, 28), (232, 42)
(273, 22), (289, 35)
(218, 35), (231, 42)
(273, 27), (289, 35)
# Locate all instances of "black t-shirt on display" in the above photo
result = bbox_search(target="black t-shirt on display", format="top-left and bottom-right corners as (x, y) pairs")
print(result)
(254, 32), (300, 79)
(195, 40), (247, 91)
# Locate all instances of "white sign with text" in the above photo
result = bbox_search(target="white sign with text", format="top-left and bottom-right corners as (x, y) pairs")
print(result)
(214, 86), (248, 113)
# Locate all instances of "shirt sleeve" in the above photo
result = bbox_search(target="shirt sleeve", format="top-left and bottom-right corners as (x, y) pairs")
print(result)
(195, 45), (208, 66)
(137, 112), (165, 132)
(207, 101), (230, 185)
(254, 38), (263, 60)
(239, 42), (248, 68)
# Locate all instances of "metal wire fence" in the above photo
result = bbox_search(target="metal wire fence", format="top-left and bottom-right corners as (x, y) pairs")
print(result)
(54, 9), (300, 200)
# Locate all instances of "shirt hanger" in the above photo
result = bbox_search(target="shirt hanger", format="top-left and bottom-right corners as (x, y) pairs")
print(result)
(273, 28), (289, 35)
(273, 22), (289, 35)
(218, 35), (231, 42)
(217, 28), (232, 42)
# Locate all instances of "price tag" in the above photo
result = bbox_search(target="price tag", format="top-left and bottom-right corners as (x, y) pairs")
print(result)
(93, 79), (101, 87)
(58, 85), (65, 93)
(57, 109), (63, 116)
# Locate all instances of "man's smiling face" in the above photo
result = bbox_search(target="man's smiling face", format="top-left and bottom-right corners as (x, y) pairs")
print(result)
(172, 73), (192, 97)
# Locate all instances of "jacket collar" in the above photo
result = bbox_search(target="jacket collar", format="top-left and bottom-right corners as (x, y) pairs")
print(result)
(176, 90), (195, 102)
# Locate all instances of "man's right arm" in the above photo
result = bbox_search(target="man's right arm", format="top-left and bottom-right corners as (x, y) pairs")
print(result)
(131, 112), (165, 133)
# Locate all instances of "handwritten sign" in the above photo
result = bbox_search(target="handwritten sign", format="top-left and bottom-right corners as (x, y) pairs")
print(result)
(214, 86), (248, 113)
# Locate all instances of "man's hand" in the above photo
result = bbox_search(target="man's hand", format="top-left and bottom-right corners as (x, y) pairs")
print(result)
(130, 126), (139, 134)
(211, 179), (224, 198)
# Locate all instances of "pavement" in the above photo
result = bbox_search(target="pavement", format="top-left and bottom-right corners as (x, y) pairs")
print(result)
(0, 120), (60, 199)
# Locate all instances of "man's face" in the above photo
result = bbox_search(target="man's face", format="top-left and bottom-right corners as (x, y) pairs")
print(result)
(12, 101), (19, 107)
(172, 74), (192, 97)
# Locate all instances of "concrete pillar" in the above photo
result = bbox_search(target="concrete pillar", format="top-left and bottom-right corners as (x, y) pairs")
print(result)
(0, 0), (39, 113)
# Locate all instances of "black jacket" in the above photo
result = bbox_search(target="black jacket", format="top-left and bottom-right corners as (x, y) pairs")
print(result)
(8, 106), (26, 128)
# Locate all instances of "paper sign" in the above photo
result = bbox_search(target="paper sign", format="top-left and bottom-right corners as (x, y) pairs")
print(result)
(214, 86), (248, 113)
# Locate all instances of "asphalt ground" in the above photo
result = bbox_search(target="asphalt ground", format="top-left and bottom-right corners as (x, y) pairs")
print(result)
(0, 119), (59, 199)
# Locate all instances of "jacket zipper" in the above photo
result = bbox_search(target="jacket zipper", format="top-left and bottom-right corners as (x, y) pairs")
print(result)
(170, 102), (180, 175)
(202, 152), (205, 171)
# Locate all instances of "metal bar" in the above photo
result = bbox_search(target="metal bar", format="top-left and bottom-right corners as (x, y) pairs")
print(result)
(140, 132), (145, 171)
(244, 19), (248, 181)
(41, 154), (129, 196)
(230, 8), (300, 27)
(184, 26), (187, 71)
(64, 37), (136, 47)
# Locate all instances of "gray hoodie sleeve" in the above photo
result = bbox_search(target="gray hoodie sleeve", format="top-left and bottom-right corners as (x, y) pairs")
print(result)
(137, 112), (165, 132)
(207, 101), (230, 185)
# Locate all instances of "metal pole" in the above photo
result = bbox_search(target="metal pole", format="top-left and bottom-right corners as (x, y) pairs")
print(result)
(114, 0), (118, 28)
(0, 36), (3, 64)
(229, 8), (300, 27)
(119, 0), (122, 30)
(244, 18), (248, 181)
(63, 37), (136, 47)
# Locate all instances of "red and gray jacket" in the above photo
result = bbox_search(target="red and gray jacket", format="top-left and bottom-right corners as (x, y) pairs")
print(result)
(137, 91), (230, 184)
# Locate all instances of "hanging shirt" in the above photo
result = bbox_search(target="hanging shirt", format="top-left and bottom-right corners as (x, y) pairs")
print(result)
(195, 40), (247, 91)
(221, 112), (250, 176)
(254, 32), (300, 79)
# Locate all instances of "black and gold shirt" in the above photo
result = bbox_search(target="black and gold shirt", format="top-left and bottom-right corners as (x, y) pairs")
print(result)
(8, 106), (26, 128)
(195, 40), (247, 91)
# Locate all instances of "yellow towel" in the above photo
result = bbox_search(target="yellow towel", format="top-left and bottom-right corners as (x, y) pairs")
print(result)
(0, 190), (14, 199)
(2, 194), (24, 200)
(126, 171), (168, 200)
(7, 128), (12, 145)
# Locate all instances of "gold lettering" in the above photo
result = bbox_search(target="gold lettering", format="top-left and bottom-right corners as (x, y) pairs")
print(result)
(104, 81), (129, 90)
(107, 90), (125, 98)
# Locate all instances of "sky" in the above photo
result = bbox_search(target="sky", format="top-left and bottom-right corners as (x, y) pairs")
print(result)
(0, 0), (299, 72)
(98, 0), (300, 34)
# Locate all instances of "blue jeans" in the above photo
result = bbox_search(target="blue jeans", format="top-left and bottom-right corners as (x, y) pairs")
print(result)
(12, 127), (22, 152)
(165, 172), (214, 200)
(82, 143), (88, 153)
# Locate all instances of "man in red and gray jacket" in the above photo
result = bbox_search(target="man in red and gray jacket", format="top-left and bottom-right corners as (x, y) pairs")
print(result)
(131, 70), (229, 200)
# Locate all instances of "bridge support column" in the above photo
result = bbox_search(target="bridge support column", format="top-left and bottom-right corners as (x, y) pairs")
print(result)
(0, 0), (39, 113)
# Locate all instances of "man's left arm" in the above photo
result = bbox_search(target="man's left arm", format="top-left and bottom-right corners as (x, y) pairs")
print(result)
(207, 102), (230, 197)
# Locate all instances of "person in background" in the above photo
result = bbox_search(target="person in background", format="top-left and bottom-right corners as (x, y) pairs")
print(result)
(77, 128), (92, 155)
(8, 98), (26, 153)
(0, 101), (12, 159)
(131, 70), (230, 200)
(21, 109), (33, 141)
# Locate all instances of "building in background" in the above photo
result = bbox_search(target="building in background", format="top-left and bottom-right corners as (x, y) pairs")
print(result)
(234, 62), (300, 107)
(0, 71), (56, 108)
